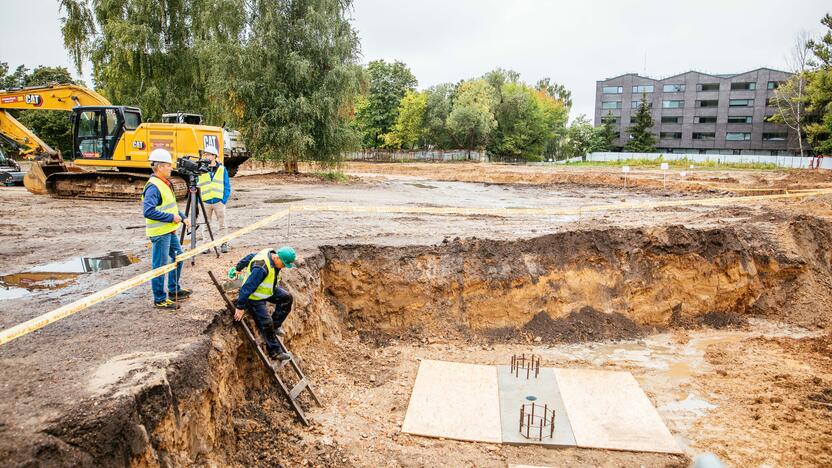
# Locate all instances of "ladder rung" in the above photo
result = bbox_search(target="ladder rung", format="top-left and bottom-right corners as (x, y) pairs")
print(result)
(289, 379), (308, 400)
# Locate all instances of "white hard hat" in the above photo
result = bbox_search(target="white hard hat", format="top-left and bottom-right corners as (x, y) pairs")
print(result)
(204, 145), (219, 156)
(149, 148), (173, 163)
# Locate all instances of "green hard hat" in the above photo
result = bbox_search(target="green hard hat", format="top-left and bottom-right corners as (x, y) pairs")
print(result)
(277, 246), (296, 268)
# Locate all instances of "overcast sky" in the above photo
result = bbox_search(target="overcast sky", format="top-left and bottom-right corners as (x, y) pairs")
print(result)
(2, 0), (830, 120)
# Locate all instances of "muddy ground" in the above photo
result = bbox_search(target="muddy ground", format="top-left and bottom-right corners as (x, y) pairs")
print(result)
(1, 161), (831, 467)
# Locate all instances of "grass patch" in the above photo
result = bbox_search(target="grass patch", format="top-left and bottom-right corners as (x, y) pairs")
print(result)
(562, 156), (778, 171)
(313, 170), (348, 182)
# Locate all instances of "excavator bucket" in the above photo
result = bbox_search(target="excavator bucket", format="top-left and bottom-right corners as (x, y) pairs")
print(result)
(23, 158), (70, 195)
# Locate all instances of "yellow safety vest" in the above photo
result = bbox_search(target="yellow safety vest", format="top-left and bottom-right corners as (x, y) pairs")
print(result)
(197, 165), (225, 202)
(246, 248), (281, 301)
(142, 177), (179, 237)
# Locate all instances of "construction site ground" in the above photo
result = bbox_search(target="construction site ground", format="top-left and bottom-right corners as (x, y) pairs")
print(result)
(1, 161), (832, 467)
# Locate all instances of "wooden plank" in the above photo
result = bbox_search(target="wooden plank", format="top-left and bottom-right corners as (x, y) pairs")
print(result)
(289, 379), (308, 401)
(402, 359), (502, 443)
(553, 368), (681, 454)
(497, 367), (576, 447)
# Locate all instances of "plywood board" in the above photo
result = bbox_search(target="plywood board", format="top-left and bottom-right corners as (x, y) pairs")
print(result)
(497, 367), (576, 446)
(553, 368), (681, 454)
(402, 359), (502, 443)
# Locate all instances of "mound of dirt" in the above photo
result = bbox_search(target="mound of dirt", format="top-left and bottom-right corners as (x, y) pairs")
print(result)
(518, 306), (645, 343)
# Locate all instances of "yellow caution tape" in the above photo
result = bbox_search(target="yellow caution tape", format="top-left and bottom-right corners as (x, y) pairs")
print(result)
(3, 189), (832, 346)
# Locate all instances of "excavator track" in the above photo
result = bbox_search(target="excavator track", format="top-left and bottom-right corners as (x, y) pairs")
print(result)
(47, 171), (189, 200)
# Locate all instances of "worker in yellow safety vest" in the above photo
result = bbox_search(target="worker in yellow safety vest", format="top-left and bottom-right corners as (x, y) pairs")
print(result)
(229, 247), (297, 361)
(196, 145), (231, 253)
(142, 149), (192, 309)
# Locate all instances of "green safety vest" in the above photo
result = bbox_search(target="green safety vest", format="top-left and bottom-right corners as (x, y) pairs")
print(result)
(142, 177), (179, 237)
(197, 165), (225, 202)
(246, 248), (281, 301)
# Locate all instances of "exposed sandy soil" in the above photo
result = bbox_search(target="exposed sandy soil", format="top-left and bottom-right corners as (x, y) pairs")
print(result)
(1, 161), (832, 467)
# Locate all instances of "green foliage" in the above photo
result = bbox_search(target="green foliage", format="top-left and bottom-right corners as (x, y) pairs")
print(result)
(0, 64), (76, 156)
(422, 84), (456, 149)
(806, 68), (832, 154)
(535, 78), (572, 109)
(216, 0), (363, 172)
(353, 60), (417, 148)
(383, 90), (427, 149)
(561, 115), (595, 159)
(809, 13), (832, 67)
(591, 111), (617, 152)
(488, 82), (549, 159)
(312, 170), (348, 182)
(624, 93), (656, 153)
(447, 79), (497, 155)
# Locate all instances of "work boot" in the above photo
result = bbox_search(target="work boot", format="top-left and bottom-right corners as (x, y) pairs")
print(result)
(154, 299), (179, 310)
(169, 288), (193, 301)
(268, 348), (292, 362)
(221, 243), (229, 253)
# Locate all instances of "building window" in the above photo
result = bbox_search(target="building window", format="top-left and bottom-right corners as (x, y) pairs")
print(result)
(694, 116), (718, 123)
(662, 100), (684, 108)
(767, 81), (782, 90)
(692, 132), (716, 140)
(697, 100), (719, 107)
(663, 84), (685, 93)
(765, 97), (777, 106)
(727, 116), (752, 124)
(632, 85), (654, 93)
(661, 116), (682, 123)
(762, 132), (787, 141)
(602, 86), (623, 94)
(729, 99), (753, 107)
(660, 132), (682, 140)
(632, 101), (653, 108)
(697, 83), (720, 91)
(730, 82), (757, 91)
(601, 101), (622, 109)
(726, 132), (752, 141)
(602, 117), (620, 124)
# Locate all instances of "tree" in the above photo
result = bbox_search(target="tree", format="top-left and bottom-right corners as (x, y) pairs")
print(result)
(535, 78), (573, 109)
(591, 111), (618, 152)
(383, 90), (427, 150)
(59, 0), (242, 122)
(805, 14), (832, 154)
(213, 0), (363, 173)
(769, 32), (812, 157)
(447, 79), (497, 158)
(422, 83), (455, 149)
(488, 82), (549, 160)
(562, 115), (595, 159)
(353, 60), (417, 148)
(0, 64), (77, 157)
(624, 93), (656, 152)
(533, 88), (569, 159)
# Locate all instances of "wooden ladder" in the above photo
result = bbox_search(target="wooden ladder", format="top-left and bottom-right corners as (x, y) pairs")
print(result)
(208, 271), (322, 426)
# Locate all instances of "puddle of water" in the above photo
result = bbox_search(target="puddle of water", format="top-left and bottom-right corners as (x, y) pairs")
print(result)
(660, 393), (716, 416)
(0, 251), (139, 300)
(405, 182), (436, 189)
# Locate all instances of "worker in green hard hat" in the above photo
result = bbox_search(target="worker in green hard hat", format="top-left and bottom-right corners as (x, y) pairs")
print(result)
(229, 246), (297, 361)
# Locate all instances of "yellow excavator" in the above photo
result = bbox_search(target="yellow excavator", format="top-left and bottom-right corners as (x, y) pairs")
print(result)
(0, 83), (226, 199)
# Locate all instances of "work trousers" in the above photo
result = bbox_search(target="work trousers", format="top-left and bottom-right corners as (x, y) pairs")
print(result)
(201, 201), (228, 243)
(150, 232), (183, 303)
(247, 287), (293, 353)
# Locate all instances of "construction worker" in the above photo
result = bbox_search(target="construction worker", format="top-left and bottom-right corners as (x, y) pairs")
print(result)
(197, 145), (231, 253)
(143, 148), (192, 309)
(230, 246), (297, 361)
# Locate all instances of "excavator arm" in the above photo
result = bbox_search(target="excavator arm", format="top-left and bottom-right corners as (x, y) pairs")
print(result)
(0, 84), (113, 157)
(0, 84), (112, 193)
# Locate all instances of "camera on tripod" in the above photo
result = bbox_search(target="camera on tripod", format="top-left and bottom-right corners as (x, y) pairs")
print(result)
(176, 156), (211, 178)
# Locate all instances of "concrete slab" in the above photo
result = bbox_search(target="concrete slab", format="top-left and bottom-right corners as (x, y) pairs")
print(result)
(401, 359), (502, 443)
(497, 366), (576, 447)
(554, 368), (681, 454)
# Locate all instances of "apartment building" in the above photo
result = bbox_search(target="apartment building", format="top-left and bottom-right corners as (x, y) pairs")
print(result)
(594, 68), (799, 155)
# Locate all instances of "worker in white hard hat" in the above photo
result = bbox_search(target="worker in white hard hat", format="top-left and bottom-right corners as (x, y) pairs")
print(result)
(142, 148), (192, 310)
(196, 145), (232, 253)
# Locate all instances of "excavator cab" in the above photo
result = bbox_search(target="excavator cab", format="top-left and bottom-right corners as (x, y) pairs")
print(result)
(71, 106), (142, 160)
